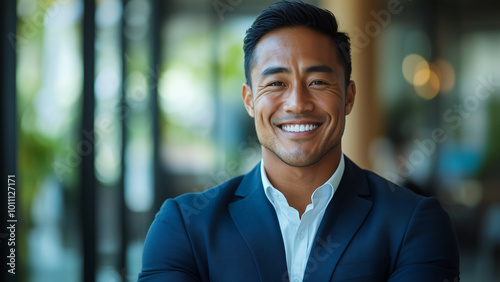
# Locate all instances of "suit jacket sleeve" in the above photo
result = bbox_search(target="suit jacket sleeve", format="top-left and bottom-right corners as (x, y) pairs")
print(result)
(389, 197), (460, 282)
(138, 199), (201, 282)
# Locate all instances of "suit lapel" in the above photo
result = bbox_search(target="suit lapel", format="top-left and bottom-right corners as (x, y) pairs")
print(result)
(304, 158), (373, 282)
(229, 163), (288, 282)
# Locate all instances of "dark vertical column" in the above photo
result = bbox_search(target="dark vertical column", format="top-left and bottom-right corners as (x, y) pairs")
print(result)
(119, 0), (128, 279)
(1, 0), (18, 281)
(152, 0), (170, 217)
(81, 0), (96, 281)
(151, 0), (164, 214)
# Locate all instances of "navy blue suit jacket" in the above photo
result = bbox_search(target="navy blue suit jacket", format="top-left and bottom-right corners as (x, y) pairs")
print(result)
(139, 158), (460, 281)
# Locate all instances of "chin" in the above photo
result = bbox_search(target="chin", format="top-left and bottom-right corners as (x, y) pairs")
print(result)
(273, 150), (325, 168)
(264, 139), (341, 168)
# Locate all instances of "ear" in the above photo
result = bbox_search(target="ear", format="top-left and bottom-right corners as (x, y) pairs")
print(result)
(242, 83), (255, 118)
(345, 80), (356, 115)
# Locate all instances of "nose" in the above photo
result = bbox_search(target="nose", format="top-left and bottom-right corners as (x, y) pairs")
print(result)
(283, 83), (314, 114)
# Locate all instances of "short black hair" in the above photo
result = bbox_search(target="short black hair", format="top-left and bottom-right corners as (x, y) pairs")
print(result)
(243, 0), (351, 89)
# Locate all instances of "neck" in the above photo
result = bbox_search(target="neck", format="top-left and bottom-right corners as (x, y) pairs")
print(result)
(262, 147), (342, 215)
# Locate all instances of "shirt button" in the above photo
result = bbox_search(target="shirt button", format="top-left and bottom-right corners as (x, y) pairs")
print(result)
(293, 278), (300, 282)
(298, 231), (305, 240)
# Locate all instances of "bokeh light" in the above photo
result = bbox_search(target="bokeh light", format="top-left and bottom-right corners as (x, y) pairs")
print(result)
(402, 54), (426, 85)
(413, 60), (431, 86)
(402, 54), (456, 100)
(414, 69), (440, 100)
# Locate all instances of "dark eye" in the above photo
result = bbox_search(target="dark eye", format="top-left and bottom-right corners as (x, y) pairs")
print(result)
(268, 81), (286, 87)
(310, 80), (327, 86)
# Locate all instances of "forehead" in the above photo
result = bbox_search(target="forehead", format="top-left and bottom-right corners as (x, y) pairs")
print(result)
(252, 26), (340, 74)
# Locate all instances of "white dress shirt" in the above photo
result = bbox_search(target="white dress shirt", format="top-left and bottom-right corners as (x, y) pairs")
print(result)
(261, 154), (345, 282)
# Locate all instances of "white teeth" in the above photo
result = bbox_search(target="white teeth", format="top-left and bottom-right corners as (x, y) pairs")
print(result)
(282, 124), (319, 132)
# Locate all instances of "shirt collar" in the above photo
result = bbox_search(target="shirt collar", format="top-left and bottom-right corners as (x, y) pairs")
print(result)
(261, 154), (345, 206)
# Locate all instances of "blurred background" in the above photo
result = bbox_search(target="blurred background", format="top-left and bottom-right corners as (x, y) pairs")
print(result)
(1, 0), (499, 281)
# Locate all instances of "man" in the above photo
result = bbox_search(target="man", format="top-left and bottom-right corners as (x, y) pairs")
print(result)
(139, 1), (460, 281)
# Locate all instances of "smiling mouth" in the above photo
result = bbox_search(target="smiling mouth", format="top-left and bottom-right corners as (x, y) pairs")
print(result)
(279, 124), (320, 133)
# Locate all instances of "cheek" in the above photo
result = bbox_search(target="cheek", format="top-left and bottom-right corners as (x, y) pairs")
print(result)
(254, 96), (280, 120)
(320, 96), (345, 116)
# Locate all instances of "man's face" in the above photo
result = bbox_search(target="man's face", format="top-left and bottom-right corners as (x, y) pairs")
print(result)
(242, 26), (355, 167)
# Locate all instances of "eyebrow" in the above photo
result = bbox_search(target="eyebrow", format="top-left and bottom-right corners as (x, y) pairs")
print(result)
(305, 65), (334, 73)
(260, 67), (290, 78)
(259, 65), (334, 79)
